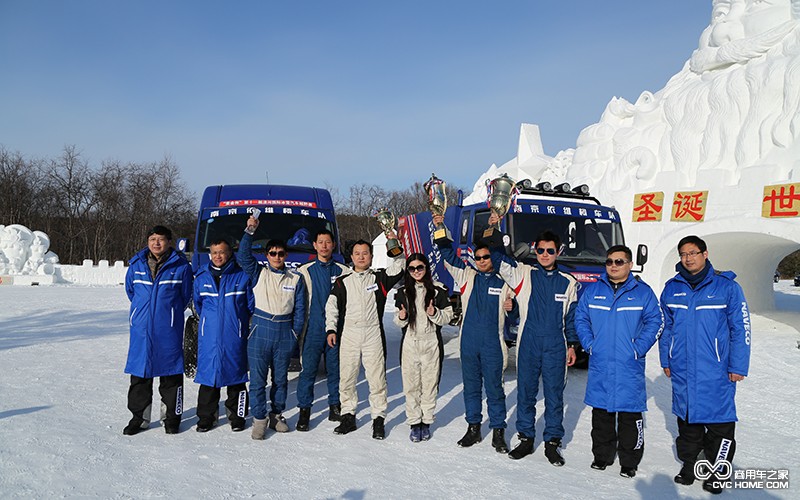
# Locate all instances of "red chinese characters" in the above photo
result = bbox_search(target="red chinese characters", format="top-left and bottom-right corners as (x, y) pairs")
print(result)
(762, 183), (800, 218)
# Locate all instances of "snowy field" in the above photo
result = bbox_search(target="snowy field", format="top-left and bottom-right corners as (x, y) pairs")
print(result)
(1, 282), (798, 499)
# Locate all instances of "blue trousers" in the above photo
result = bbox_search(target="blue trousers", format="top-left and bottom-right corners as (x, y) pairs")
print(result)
(296, 328), (340, 408)
(516, 333), (566, 441)
(461, 331), (506, 429)
(248, 313), (297, 420)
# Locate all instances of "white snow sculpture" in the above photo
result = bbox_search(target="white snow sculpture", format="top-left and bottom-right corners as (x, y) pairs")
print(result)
(466, 0), (800, 311)
(0, 225), (60, 276)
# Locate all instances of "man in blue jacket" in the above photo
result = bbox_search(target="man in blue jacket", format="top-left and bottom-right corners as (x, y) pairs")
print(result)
(575, 245), (663, 478)
(433, 214), (517, 453)
(295, 229), (350, 431)
(659, 236), (750, 495)
(238, 215), (306, 440)
(123, 226), (193, 435)
(489, 227), (579, 466)
(193, 238), (254, 432)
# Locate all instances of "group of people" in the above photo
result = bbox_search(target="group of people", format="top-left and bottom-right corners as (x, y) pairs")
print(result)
(122, 216), (751, 495)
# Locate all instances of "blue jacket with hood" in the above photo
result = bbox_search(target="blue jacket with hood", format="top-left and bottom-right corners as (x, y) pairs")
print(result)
(125, 248), (193, 378)
(193, 260), (254, 387)
(659, 263), (751, 423)
(575, 273), (663, 413)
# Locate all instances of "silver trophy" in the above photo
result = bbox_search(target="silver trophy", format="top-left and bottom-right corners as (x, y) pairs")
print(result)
(375, 207), (403, 257)
(423, 173), (451, 244)
(483, 173), (518, 246)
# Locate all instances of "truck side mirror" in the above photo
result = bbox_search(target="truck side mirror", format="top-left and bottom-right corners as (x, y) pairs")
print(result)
(635, 244), (648, 272)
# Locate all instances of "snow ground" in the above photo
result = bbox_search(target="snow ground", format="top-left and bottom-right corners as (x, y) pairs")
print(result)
(0, 282), (798, 499)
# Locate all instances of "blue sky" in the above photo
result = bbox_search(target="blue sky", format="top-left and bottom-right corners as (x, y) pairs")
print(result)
(0, 1), (710, 198)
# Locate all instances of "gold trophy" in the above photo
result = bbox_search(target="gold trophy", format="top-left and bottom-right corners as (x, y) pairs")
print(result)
(375, 207), (403, 257)
(423, 173), (451, 244)
(483, 173), (519, 247)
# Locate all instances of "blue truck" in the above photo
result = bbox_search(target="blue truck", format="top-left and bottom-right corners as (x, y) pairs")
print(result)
(398, 181), (646, 366)
(192, 184), (344, 271)
(184, 184), (343, 375)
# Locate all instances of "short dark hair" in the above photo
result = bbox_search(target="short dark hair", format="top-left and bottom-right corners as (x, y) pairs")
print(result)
(209, 238), (232, 251)
(351, 239), (373, 255)
(474, 242), (490, 254)
(314, 229), (335, 243)
(147, 225), (172, 240)
(677, 235), (707, 253)
(265, 239), (287, 253)
(535, 230), (561, 249)
(606, 244), (632, 261)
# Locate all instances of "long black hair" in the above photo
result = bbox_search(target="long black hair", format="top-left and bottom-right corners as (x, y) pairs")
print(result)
(403, 253), (436, 326)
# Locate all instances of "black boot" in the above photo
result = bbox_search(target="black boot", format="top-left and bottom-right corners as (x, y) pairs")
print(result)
(372, 417), (385, 440)
(123, 418), (146, 436)
(544, 440), (565, 466)
(620, 466), (637, 478)
(492, 428), (509, 454)
(334, 413), (356, 435)
(702, 477), (724, 495)
(508, 434), (534, 460)
(296, 407), (311, 432)
(674, 463), (695, 485)
(195, 419), (215, 433)
(328, 403), (341, 422)
(457, 424), (482, 447)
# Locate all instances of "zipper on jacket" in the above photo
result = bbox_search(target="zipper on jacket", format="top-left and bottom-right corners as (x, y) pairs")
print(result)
(631, 339), (638, 360)
(129, 307), (137, 326)
(714, 338), (721, 362)
(171, 308), (174, 328)
(669, 337), (674, 358)
(239, 320), (243, 338)
(201, 317), (205, 337)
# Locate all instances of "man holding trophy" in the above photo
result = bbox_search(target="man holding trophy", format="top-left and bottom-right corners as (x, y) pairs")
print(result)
(325, 211), (405, 440)
(427, 174), (518, 454)
(482, 174), (519, 248)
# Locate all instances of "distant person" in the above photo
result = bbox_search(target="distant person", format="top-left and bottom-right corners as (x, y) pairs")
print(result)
(237, 215), (306, 440)
(574, 245), (663, 478)
(192, 238), (254, 432)
(659, 235), (750, 495)
(433, 214), (516, 454)
(295, 229), (350, 431)
(393, 253), (453, 442)
(486, 216), (579, 465)
(325, 237), (404, 440)
(123, 225), (193, 436)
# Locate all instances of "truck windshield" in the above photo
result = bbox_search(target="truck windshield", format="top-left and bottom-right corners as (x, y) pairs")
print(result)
(510, 213), (623, 265)
(197, 213), (336, 253)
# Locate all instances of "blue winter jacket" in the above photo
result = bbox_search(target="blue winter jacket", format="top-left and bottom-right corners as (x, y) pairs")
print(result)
(575, 273), (663, 413)
(125, 248), (193, 378)
(659, 264), (751, 423)
(193, 260), (255, 387)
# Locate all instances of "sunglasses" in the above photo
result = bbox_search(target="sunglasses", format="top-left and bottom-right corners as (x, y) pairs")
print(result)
(605, 258), (629, 267)
(474, 254), (491, 261)
(407, 265), (426, 272)
(536, 247), (557, 255)
(268, 251), (286, 258)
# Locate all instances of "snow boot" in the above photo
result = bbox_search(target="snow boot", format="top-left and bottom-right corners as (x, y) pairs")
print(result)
(163, 420), (180, 434)
(620, 466), (637, 478)
(492, 428), (509, 454)
(296, 407), (311, 432)
(410, 424), (422, 443)
(420, 423), (431, 441)
(251, 417), (267, 440)
(372, 417), (385, 440)
(457, 424), (482, 448)
(591, 460), (612, 471)
(508, 434), (534, 460)
(544, 440), (565, 466)
(334, 413), (357, 435)
(328, 403), (342, 422)
(268, 412), (289, 433)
